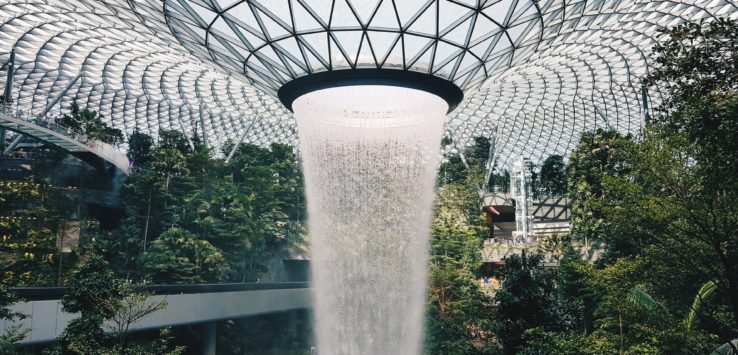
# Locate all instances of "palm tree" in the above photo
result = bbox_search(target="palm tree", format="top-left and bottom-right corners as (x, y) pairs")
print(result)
(152, 148), (189, 196)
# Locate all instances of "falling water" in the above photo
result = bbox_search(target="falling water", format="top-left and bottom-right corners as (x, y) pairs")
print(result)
(294, 85), (447, 355)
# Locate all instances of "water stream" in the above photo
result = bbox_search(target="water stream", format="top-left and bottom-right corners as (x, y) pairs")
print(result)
(294, 85), (447, 354)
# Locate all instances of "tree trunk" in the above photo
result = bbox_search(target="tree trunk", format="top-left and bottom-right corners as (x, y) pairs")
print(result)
(618, 309), (624, 355)
(142, 186), (152, 253)
(164, 175), (170, 209)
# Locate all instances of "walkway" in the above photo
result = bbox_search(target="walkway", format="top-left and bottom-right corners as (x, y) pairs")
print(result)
(0, 106), (129, 175)
(2, 283), (311, 345)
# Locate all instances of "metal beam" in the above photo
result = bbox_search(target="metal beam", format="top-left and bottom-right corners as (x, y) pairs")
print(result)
(199, 110), (209, 149)
(3, 133), (23, 155)
(38, 74), (81, 118)
(484, 125), (498, 189)
(3, 48), (15, 103)
(642, 87), (650, 124)
(175, 107), (195, 151)
(594, 106), (612, 130)
(225, 117), (258, 164)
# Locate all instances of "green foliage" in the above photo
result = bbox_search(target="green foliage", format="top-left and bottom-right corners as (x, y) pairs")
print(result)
(493, 252), (558, 354)
(686, 280), (718, 331)
(57, 254), (181, 354)
(557, 243), (598, 334)
(105, 138), (305, 284)
(0, 282), (26, 353)
(425, 172), (496, 354)
(539, 155), (567, 196)
(94, 212), (144, 281)
(439, 136), (491, 187)
(141, 227), (229, 284)
(566, 129), (636, 256)
(106, 284), (168, 351)
(465, 136), (492, 168)
(0, 180), (74, 286)
(626, 288), (666, 314)
(152, 148), (190, 196)
(59, 254), (121, 353)
(157, 130), (192, 155)
(646, 18), (738, 179)
(639, 19), (738, 329)
(61, 254), (121, 317)
(127, 129), (154, 167)
(520, 327), (616, 355)
(58, 102), (124, 145)
(713, 339), (738, 355)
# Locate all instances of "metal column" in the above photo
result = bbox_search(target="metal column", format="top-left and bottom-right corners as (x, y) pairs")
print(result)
(3, 47), (15, 103)
(203, 321), (217, 355)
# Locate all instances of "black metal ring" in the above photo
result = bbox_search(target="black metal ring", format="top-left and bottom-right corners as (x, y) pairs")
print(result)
(277, 69), (464, 113)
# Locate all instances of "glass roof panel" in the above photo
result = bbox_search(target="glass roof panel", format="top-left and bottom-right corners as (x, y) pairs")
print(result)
(0, 0), (735, 170)
(161, 0), (541, 92)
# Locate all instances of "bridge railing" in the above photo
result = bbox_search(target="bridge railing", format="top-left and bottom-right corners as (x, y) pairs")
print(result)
(1, 103), (130, 174)
(12, 282), (311, 301)
(6, 282), (312, 345)
(1, 104), (93, 145)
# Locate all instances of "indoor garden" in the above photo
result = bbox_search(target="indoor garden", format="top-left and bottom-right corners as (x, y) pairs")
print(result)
(1, 1), (737, 354)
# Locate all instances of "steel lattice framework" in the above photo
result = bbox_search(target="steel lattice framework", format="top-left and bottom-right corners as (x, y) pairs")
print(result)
(1, 1), (737, 167)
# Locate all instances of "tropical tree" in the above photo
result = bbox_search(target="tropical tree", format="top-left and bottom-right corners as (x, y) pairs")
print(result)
(141, 227), (229, 284)
(439, 136), (491, 187)
(0, 283), (26, 353)
(57, 253), (182, 354)
(127, 129), (154, 167)
(493, 252), (558, 354)
(539, 155), (567, 196)
(58, 102), (124, 145)
(59, 254), (122, 353)
(566, 129), (636, 258)
(157, 130), (192, 156)
(105, 284), (168, 351)
(643, 17), (738, 328)
(0, 180), (74, 286)
(151, 148), (189, 196)
(426, 171), (495, 354)
(94, 212), (145, 281)
(645, 18), (738, 178)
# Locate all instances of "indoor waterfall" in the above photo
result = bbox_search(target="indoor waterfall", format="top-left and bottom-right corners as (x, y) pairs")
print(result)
(294, 85), (447, 354)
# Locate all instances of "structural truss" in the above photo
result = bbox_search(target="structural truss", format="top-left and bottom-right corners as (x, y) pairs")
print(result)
(1, 1), (737, 166)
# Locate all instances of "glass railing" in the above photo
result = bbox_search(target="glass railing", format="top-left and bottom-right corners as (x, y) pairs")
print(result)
(1, 103), (129, 172)
(1, 103), (93, 145)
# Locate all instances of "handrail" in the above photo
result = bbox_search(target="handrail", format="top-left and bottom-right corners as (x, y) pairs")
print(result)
(12, 282), (311, 301)
(0, 103), (130, 174)
(1, 104), (95, 145)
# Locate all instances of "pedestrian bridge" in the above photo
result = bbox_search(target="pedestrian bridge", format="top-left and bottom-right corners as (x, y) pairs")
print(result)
(0, 107), (129, 175)
(2, 283), (311, 345)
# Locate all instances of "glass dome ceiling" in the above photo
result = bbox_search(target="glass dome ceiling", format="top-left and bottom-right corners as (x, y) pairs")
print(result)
(160, 0), (543, 93)
(1, 1), (737, 168)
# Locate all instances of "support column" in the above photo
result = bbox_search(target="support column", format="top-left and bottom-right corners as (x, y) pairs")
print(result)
(3, 47), (15, 103)
(642, 86), (650, 124)
(286, 310), (298, 339)
(203, 321), (217, 355)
